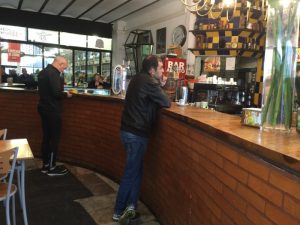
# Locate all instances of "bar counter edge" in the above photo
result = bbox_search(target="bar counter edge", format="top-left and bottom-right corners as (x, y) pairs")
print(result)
(1, 87), (300, 225)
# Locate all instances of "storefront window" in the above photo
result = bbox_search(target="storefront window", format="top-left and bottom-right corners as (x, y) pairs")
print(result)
(0, 23), (112, 87)
(74, 50), (86, 85)
(87, 51), (100, 82)
(101, 52), (111, 82)
(44, 47), (58, 67)
(60, 48), (73, 85)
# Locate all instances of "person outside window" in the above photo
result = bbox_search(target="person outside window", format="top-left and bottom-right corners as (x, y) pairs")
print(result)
(113, 55), (171, 225)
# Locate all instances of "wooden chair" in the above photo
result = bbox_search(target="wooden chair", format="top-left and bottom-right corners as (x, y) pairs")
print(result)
(0, 129), (23, 214)
(0, 147), (19, 225)
(0, 128), (7, 140)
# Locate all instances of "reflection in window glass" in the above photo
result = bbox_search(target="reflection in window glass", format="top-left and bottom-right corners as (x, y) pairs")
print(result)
(60, 48), (73, 85)
(20, 44), (43, 76)
(0, 25), (26, 41)
(74, 50), (86, 86)
(60, 32), (86, 48)
(0, 42), (43, 78)
(28, 28), (58, 44)
(87, 36), (112, 50)
(87, 51), (100, 82)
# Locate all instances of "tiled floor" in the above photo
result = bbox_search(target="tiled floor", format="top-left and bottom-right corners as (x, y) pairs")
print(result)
(27, 159), (160, 225)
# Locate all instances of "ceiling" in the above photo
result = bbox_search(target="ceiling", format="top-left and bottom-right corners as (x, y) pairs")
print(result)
(0, 0), (170, 24)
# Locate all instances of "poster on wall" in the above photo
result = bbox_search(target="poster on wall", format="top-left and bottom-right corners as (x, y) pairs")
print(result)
(8, 43), (21, 62)
(156, 27), (166, 54)
(203, 56), (220, 72)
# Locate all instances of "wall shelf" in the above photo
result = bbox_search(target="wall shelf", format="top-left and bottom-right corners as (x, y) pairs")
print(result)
(188, 48), (264, 58)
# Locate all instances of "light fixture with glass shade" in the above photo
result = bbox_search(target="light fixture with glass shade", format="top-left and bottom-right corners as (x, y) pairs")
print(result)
(180, 0), (267, 22)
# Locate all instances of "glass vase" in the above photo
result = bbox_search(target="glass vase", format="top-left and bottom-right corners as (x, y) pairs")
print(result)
(261, 0), (300, 132)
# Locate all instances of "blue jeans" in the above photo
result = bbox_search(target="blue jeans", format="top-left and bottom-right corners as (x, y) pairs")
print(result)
(114, 131), (148, 215)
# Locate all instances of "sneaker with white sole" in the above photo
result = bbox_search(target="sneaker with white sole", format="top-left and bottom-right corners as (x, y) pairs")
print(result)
(47, 165), (68, 176)
(41, 164), (50, 174)
(118, 206), (136, 225)
(112, 213), (121, 222)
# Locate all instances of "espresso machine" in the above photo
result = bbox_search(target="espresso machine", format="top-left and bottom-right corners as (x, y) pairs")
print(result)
(193, 83), (243, 114)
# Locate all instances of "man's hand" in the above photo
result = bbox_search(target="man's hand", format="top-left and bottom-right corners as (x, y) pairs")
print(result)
(160, 75), (168, 87)
(66, 91), (72, 98)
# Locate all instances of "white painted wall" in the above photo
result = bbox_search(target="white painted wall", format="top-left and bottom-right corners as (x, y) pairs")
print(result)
(112, 0), (196, 70)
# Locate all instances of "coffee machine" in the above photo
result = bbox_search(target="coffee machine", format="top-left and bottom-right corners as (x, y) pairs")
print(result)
(193, 83), (243, 114)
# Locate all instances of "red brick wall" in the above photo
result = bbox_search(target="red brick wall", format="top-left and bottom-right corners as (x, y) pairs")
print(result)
(143, 115), (300, 225)
(1, 90), (300, 225)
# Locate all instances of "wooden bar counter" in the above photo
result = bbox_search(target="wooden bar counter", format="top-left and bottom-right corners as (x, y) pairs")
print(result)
(0, 87), (300, 225)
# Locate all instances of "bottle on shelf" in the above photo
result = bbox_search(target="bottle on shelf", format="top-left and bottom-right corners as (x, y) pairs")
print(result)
(247, 38), (252, 49)
(245, 92), (252, 107)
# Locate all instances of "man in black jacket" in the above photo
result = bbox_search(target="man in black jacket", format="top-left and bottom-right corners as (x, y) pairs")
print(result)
(37, 56), (72, 176)
(113, 55), (171, 224)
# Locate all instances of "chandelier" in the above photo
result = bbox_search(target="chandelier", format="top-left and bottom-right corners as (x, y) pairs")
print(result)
(180, 0), (266, 21)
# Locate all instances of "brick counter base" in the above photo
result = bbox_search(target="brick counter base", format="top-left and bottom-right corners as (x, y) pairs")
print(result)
(0, 89), (299, 225)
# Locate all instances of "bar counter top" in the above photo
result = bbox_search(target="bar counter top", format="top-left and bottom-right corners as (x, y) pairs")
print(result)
(164, 103), (300, 174)
(1, 86), (300, 174)
(1, 86), (300, 225)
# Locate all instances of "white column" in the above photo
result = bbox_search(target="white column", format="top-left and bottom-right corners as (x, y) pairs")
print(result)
(112, 20), (127, 68)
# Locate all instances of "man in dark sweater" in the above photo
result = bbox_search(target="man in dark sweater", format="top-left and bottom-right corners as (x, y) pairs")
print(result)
(37, 56), (72, 176)
(113, 55), (171, 224)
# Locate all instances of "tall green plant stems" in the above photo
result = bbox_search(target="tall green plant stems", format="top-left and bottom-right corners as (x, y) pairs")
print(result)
(262, 0), (300, 132)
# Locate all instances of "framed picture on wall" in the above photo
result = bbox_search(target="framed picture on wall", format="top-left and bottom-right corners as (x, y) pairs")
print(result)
(156, 27), (166, 54)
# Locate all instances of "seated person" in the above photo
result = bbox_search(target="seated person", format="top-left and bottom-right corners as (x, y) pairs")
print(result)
(88, 73), (107, 89)
(19, 68), (33, 83)
(8, 69), (19, 83)
(0, 65), (8, 83)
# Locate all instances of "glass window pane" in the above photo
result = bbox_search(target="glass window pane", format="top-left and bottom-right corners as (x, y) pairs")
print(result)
(87, 51), (100, 82)
(101, 52), (111, 82)
(60, 32), (87, 48)
(28, 28), (58, 44)
(74, 50), (86, 85)
(59, 48), (73, 85)
(44, 47), (59, 67)
(87, 36), (112, 50)
(0, 24), (26, 41)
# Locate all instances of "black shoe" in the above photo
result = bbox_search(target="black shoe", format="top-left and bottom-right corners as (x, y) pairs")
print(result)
(47, 165), (69, 176)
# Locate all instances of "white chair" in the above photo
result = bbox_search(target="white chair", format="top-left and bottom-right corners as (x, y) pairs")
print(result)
(0, 147), (19, 225)
(0, 128), (7, 140)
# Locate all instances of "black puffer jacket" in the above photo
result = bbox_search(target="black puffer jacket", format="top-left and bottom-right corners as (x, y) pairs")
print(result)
(37, 64), (65, 113)
(121, 71), (171, 137)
